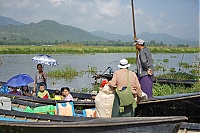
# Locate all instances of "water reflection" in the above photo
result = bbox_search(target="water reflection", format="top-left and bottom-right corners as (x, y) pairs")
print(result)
(0, 53), (199, 91)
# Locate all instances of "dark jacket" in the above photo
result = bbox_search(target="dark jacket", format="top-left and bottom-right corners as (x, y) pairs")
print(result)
(137, 47), (154, 77)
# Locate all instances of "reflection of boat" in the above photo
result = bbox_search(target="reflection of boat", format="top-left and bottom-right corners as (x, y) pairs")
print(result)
(0, 107), (187, 133)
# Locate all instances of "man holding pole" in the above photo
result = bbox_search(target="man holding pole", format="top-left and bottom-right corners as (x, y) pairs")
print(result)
(134, 38), (154, 98)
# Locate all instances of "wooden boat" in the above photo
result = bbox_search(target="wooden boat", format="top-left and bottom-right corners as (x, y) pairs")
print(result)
(179, 123), (200, 133)
(0, 92), (95, 110)
(95, 73), (200, 123)
(0, 81), (94, 101)
(0, 108), (187, 133)
(1, 81), (200, 123)
(135, 92), (200, 123)
(154, 78), (198, 87)
(96, 73), (198, 87)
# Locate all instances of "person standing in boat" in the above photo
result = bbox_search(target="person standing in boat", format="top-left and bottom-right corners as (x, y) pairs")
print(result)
(109, 59), (142, 117)
(134, 38), (154, 98)
(33, 63), (47, 96)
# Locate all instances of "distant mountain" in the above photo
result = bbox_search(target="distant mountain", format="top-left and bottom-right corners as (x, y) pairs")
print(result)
(137, 32), (198, 46)
(0, 15), (198, 46)
(91, 31), (133, 42)
(0, 15), (24, 26)
(0, 20), (105, 42)
(91, 31), (199, 46)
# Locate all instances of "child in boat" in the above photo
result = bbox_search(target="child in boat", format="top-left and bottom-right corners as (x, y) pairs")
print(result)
(21, 85), (32, 96)
(60, 87), (73, 101)
(51, 89), (61, 100)
(37, 83), (50, 99)
(8, 87), (21, 96)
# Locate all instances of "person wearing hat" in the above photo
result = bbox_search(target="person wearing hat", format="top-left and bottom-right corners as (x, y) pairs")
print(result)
(109, 59), (142, 117)
(134, 38), (154, 98)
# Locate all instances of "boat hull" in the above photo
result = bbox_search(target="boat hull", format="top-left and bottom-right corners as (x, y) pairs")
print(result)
(0, 116), (186, 133)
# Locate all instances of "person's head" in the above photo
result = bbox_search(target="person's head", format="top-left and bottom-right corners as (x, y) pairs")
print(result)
(118, 59), (130, 69)
(39, 83), (45, 92)
(12, 87), (18, 92)
(22, 85), (29, 92)
(134, 39), (145, 50)
(61, 87), (70, 97)
(54, 89), (60, 95)
(37, 64), (43, 71)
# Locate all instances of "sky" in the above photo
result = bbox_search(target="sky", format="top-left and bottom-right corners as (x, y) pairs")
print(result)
(0, 0), (199, 40)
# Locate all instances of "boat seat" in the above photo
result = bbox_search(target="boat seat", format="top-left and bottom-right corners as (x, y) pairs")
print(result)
(11, 107), (24, 112)
(82, 108), (96, 117)
(55, 102), (84, 117)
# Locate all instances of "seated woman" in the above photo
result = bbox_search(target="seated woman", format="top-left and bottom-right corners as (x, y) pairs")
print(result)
(37, 83), (50, 99)
(8, 87), (21, 96)
(51, 89), (61, 100)
(21, 85), (32, 96)
(60, 87), (73, 101)
(95, 79), (115, 118)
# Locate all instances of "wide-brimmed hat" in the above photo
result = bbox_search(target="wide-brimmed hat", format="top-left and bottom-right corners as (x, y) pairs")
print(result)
(134, 39), (145, 46)
(118, 59), (130, 69)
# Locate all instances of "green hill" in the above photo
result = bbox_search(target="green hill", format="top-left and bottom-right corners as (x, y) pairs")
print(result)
(0, 20), (105, 42)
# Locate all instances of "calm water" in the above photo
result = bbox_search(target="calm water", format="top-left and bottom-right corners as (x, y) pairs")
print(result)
(0, 53), (199, 91)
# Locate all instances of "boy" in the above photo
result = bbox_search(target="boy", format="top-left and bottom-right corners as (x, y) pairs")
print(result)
(37, 83), (50, 99)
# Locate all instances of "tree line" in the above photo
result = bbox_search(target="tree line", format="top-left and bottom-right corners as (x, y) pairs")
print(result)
(0, 38), (190, 47)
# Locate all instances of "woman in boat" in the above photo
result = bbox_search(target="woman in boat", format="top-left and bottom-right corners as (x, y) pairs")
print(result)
(33, 63), (47, 96)
(109, 59), (142, 117)
(8, 87), (21, 96)
(60, 87), (73, 101)
(134, 38), (154, 98)
(21, 85), (32, 96)
(95, 79), (115, 118)
(37, 83), (50, 99)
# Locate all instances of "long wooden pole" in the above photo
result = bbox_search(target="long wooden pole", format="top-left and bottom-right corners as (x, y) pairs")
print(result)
(131, 0), (138, 56)
(131, 0), (137, 39)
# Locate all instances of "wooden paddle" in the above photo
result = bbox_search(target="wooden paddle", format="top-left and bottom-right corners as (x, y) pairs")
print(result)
(131, 0), (138, 57)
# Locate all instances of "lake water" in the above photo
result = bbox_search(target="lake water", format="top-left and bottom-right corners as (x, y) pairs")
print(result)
(0, 53), (199, 91)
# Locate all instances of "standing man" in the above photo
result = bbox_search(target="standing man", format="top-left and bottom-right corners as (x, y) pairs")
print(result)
(134, 38), (154, 98)
(109, 59), (142, 117)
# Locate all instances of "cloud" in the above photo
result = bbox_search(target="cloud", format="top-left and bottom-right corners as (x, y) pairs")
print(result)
(95, 0), (121, 17)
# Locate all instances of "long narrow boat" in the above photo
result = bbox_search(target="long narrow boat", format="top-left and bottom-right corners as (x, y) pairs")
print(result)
(0, 108), (187, 133)
(1, 90), (200, 123)
(1, 81), (200, 123)
(135, 92), (200, 123)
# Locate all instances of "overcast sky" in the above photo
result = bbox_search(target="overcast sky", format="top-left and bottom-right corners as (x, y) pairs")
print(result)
(0, 0), (199, 40)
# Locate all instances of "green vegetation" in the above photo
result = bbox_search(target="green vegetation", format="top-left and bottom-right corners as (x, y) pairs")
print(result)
(0, 45), (199, 54)
(47, 65), (80, 81)
(163, 59), (169, 63)
(156, 72), (200, 80)
(126, 57), (136, 64)
(153, 82), (200, 96)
